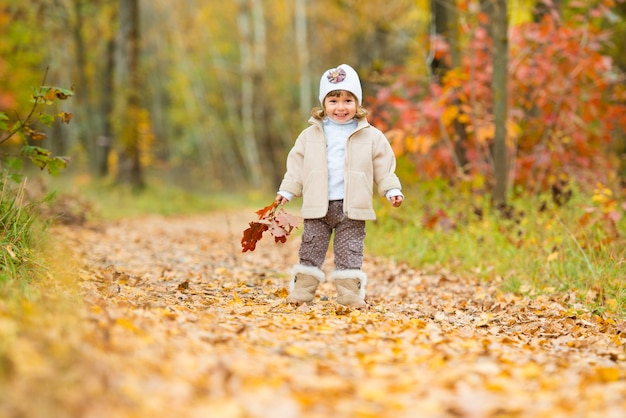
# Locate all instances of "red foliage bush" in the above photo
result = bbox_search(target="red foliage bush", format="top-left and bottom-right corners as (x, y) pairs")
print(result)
(369, 11), (626, 195)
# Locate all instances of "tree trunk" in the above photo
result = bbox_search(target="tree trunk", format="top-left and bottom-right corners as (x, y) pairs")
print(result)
(236, 0), (263, 187)
(115, 0), (144, 189)
(201, 29), (246, 183)
(430, 0), (468, 174)
(248, 0), (282, 188)
(98, 37), (115, 177)
(492, 0), (509, 204)
(71, 0), (99, 171)
(610, 2), (626, 182)
(295, 0), (312, 116)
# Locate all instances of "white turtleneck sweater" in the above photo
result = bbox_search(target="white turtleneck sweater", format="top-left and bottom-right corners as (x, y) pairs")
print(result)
(323, 117), (357, 200)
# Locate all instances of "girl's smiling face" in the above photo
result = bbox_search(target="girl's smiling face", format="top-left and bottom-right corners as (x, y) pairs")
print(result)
(323, 91), (357, 123)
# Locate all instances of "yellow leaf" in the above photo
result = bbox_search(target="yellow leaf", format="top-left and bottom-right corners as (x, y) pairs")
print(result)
(116, 318), (142, 334)
(386, 128), (405, 156)
(595, 367), (620, 382)
(406, 134), (434, 154)
(349, 310), (361, 324)
(605, 299), (618, 311)
(476, 124), (495, 143)
(506, 120), (523, 140)
(457, 112), (470, 123)
(204, 400), (245, 416)
(475, 312), (494, 327)
(357, 379), (389, 402)
(58, 111), (73, 124)
(20, 299), (34, 315)
(405, 135), (417, 153)
(409, 318), (427, 328)
(232, 291), (242, 305)
(547, 251), (559, 262)
(284, 345), (308, 358)
(441, 105), (459, 127)
(316, 325), (338, 334)
(273, 288), (288, 298)
(521, 362), (542, 379)
(44, 88), (56, 101)
(427, 354), (447, 370)
(484, 378), (506, 392)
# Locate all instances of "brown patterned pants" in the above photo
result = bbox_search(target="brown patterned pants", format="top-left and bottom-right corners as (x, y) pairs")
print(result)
(298, 200), (366, 270)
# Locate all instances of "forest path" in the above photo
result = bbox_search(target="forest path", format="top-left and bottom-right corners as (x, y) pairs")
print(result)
(33, 211), (626, 417)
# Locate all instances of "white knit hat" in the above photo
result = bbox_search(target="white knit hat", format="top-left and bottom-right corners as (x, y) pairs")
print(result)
(318, 64), (363, 106)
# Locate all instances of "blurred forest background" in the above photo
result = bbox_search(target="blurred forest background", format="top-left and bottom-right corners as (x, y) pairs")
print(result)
(1, 0), (624, 199)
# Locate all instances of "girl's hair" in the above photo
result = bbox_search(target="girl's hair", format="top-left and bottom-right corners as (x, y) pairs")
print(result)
(311, 90), (369, 120)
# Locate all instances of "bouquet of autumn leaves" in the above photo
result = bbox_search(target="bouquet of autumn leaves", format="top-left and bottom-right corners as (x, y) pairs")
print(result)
(241, 201), (301, 252)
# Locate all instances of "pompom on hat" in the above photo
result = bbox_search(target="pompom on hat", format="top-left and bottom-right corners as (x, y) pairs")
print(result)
(318, 64), (363, 106)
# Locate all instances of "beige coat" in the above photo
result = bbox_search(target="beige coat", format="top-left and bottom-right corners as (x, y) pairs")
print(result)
(278, 117), (402, 220)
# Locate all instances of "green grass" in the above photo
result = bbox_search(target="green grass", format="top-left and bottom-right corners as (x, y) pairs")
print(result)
(45, 174), (271, 221)
(366, 181), (626, 318)
(0, 176), (46, 286)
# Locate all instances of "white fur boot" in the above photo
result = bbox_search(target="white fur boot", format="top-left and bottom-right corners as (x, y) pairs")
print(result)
(331, 269), (367, 308)
(286, 264), (325, 304)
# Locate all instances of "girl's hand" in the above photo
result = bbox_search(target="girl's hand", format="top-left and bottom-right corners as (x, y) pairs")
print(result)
(275, 194), (288, 205)
(390, 195), (403, 207)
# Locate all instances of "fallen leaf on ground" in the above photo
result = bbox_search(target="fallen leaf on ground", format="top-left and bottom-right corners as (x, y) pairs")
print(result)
(1, 211), (624, 418)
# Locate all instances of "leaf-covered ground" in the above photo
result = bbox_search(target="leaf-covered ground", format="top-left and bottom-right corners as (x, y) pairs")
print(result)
(2, 210), (625, 417)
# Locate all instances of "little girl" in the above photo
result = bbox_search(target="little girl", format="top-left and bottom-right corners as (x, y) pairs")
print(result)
(276, 64), (403, 308)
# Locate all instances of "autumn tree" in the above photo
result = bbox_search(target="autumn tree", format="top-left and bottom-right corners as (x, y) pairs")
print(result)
(370, 0), (626, 199)
(236, 0), (263, 187)
(98, 35), (115, 177)
(295, 0), (312, 118)
(1, 0), (118, 175)
(491, 0), (508, 203)
(114, 0), (143, 189)
(69, 0), (98, 169)
(429, 0), (470, 175)
(605, 0), (626, 179)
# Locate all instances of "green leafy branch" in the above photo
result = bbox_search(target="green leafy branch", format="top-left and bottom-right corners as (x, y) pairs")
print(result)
(0, 67), (74, 178)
